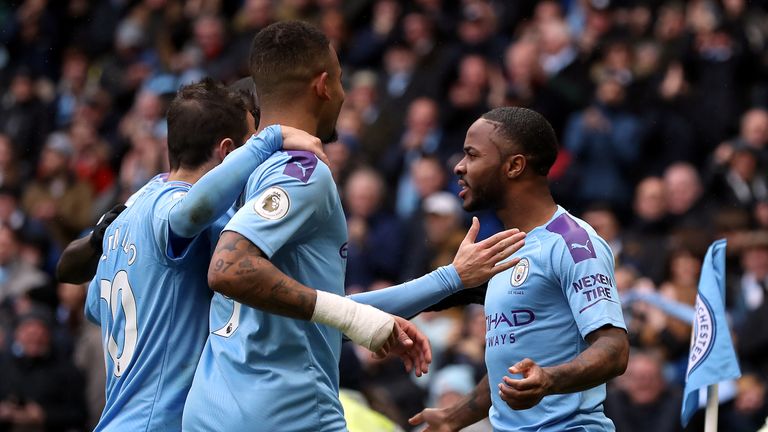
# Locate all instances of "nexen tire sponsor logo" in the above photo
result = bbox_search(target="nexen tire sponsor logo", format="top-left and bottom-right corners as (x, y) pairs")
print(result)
(486, 310), (536, 330)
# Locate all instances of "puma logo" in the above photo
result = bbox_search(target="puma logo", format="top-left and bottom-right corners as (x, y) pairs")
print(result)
(292, 161), (308, 177)
(570, 240), (591, 252)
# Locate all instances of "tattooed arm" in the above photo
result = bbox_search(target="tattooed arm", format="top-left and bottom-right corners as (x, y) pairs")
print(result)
(208, 231), (316, 319)
(209, 230), (433, 372)
(498, 326), (628, 410)
(408, 375), (492, 431)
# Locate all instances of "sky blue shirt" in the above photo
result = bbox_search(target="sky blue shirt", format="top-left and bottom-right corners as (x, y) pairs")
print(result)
(84, 127), (283, 432)
(85, 179), (214, 432)
(485, 206), (626, 432)
(182, 151), (351, 432)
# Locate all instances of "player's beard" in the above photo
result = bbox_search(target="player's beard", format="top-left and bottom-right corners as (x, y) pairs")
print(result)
(320, 129), (338, 144)
(461, 177), (503, 212)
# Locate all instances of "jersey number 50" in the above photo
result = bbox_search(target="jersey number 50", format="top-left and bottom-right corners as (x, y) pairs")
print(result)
(99, 270), (138, 377)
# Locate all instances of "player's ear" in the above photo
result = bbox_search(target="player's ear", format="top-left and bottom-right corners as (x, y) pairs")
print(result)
(505, 154), (526, 179)
(314, 71), (331, 101)
(217, 138), (236, 160)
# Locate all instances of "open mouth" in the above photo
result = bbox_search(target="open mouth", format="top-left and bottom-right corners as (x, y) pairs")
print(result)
(458, 180), (470, 199)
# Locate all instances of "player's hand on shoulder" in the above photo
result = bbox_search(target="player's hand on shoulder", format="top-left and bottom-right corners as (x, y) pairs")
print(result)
(280, 125), (330, 166)
(453, 217), (526, 288)
(408, 408), (459, 432)
(499, 358), (552, 410)
(372, 316), (432, 377)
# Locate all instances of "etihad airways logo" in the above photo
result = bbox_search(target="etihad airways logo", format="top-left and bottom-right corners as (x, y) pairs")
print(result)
(485, 310), (536, 330)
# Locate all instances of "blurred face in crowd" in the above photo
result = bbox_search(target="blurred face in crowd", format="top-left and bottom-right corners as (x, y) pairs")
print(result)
(344, 169), (383, 218)
(0, 194), (18, 224)
(596, 79), (625, 107)
(741, 109), (768, 148)
(458, 55), (488, 88)
(0, 225), (18, 266)
(454, 119), (506, 211)
(58, 282), (86, 311)
(505, 41), (540, 84)
(243, 0), (273, 29)
(622, 353), (666, 405)
(539, 19), (571, 55)
(407, 98), (439, 135)
(14, 319), (50, 358)
(384, 45), (416, 75)
(135, 91), (163, 121)
(38, 147), (69, 178)
(668, 250), (701, 287)
(664, 164), (702, 215)
(730, 149), (758, 181)
(656, 5), (686, 41)
(412, 158), (446, 199)
(0, 135), (13, 168)
(742, 246), (768, 280)
(403, 13), (432, 48)
(534, 0), (563, 22)
(425, 211), (461, 245)
(634, 177), (667, 222)
(582, 209), (620, 243)
(194, 16), (225, 58)
(62, 51), (88, 90)
(756, 202), (768, 229)
(11, 74), (34, 102)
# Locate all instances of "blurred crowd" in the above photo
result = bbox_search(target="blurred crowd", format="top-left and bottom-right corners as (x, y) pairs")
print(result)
(1, 0), (768, 431)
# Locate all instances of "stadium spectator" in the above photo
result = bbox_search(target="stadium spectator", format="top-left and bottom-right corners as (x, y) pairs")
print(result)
(0, 68), (51, 168)
(0, 225), (48, 308)
(344, 167), (404, 290)
(563, 76), (642, 212)
(0, 306), (87, 432)
(21, 133), (93, 249)
(0, 135), (21, 190)
(604, 351), (683, 432)
(55, 282), (104, 430)
(401, 191), (465, 282)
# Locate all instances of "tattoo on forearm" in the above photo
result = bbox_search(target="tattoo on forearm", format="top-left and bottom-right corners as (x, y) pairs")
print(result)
(213, 259), (234, 273)
(210, 232), (316, 320)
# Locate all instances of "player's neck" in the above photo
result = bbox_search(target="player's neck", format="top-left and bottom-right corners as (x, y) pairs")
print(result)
(496, 182), (557, 233)
(258, 103), (319, 137)
(167, 161), (214, 185)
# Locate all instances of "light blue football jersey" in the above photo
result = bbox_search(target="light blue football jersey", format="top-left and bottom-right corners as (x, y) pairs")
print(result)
(182, 150), (349, 432)
(485, 206), (626, 432)
(85, 177), (215, 432)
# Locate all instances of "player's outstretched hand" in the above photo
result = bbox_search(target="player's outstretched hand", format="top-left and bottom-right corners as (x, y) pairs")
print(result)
(408, 408), (457, 432)
(280, 125), (330, 166)
(373, 316), (432, 377)
(453, 217), (526, 288)
(499, 358), (551, 410)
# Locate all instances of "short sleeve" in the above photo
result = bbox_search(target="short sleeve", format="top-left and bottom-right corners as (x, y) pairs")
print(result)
(547, 216), (626, 338)
(152, 185), (205, 261)
(224, 154), (332, 258)
(84, 279), (100, 324)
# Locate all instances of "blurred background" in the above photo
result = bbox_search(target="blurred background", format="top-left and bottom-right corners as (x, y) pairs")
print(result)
(0, 0), (768, 431)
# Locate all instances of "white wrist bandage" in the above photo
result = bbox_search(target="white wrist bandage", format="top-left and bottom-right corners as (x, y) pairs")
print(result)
(311, 290), (395, 351)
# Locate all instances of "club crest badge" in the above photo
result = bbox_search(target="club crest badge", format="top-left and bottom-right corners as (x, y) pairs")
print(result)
(510, 258), (530, 287)
(254, 186), (290, 220)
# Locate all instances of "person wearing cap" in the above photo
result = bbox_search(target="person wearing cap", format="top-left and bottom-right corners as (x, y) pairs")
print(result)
(0, 304), (87, 431)
(401, 191), (466, 283)
(21, 132), (93, 249)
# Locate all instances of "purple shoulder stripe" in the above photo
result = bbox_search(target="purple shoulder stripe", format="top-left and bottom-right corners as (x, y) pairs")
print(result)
(546, 213), (597, 263)
(283, 151), (318, 183)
